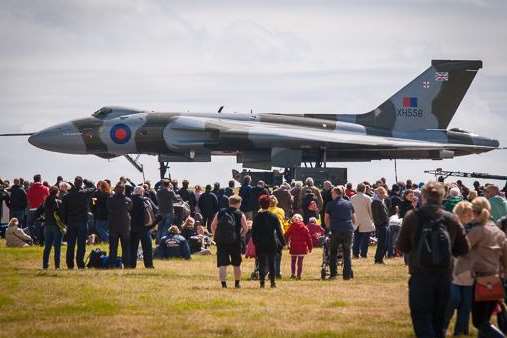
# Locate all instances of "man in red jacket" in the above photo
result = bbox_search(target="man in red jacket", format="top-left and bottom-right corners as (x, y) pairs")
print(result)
(26, 174), (50, 245)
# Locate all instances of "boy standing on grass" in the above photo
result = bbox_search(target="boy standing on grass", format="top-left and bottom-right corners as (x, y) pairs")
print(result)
(211, 195), (248, 288)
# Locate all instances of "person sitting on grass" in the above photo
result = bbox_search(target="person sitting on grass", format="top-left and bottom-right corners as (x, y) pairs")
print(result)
(154, 225), (191, 260)
(5, 218), (33, 247)
(284, 214), (313, 280)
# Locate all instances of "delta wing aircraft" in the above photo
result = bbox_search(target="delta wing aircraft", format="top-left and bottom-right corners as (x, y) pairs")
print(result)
(1, 60), (500, 178)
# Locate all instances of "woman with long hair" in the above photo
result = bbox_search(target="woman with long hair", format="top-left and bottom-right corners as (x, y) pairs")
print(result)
(467, 197), (507, 337)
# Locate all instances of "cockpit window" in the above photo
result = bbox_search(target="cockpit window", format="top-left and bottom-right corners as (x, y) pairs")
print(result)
(92, 107), (113, 118)
(92, 106), (143, 120)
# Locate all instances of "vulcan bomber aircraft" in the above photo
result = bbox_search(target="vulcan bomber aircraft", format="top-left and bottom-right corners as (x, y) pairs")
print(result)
(1, 60), (500, 178)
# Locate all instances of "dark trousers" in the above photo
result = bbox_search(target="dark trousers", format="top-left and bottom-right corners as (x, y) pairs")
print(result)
(274, 251), (282, 277)
(258, 253), (276, 283)
(409, 272), (451, 338)
(444, 284), (473, 335)
(202, 214), (214, 232)
(329, 230), (353, 278)
(352, 231), (370, 258)
(129, 230), (153, 268)
(43, 225), (62, 269)
(472, 289), (501, 335)
(374, 225), (388, 263)
(109, 231), (129, 267)
(66, 221), (88, 269)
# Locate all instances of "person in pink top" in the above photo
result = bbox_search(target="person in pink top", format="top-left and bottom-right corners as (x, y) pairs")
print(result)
(285, 214), (313, 280)
(307, 217), (325, 247)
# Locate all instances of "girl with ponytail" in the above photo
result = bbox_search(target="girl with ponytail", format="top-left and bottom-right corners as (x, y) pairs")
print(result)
(466, 196), (507, 336)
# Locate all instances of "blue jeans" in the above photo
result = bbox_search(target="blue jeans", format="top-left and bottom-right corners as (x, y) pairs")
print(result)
(409, 272), (451, 338)
(387, 225), (401, 257)
(444, 283), (473, 335)
(352, 231), (371, 258)
(157, 213), (172, 243)
(374, 225), (388, 263)
(94, 219), (109, 242)
(66, 221), (88, 269)
(43, 225), (62, 269)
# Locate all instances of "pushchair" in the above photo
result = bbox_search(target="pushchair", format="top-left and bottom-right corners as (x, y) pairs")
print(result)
(320, 234), (343, 280)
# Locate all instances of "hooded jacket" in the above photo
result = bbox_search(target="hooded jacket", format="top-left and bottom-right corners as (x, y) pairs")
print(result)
(285, 221), (313, 255)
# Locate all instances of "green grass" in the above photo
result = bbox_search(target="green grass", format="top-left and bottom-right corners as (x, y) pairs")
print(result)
(0, 240), (470, 337)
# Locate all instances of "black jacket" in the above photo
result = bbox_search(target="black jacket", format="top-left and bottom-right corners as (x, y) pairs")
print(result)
(198, 192), (218, 217)
(178, 187), (196, 210)
(252, 211), (285, 255)
(8, 185), (27, 210)
(107, 193), (132, 234)
(371, 199), (389, 227)
(130, 195), (158, 233)
(36, 196), (62, 227)
(62, 184), (96, 224)
(92, 190), (110, 221)
(399, 200), (414, 219)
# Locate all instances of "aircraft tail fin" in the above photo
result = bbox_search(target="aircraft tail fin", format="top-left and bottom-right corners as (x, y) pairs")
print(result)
(306, 60), (482, 132)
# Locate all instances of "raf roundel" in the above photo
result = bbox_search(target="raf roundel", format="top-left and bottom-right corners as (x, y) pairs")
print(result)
(110, 124), (132, 144)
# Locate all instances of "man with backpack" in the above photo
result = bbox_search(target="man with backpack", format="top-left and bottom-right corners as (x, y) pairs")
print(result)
(211, 195), (248, 288)
(397, 182), (469, 338)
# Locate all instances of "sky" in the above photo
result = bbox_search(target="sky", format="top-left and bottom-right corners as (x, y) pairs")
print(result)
(1, 0), (506, 187)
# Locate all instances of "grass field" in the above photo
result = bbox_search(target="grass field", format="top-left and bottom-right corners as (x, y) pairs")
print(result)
(0, 240), (471, 338)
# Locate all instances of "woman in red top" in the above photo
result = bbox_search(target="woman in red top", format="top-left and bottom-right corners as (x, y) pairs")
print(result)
(285, 214), (313, 279)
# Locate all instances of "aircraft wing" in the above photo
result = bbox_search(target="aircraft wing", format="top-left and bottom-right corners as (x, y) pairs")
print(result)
(173, 117), (495, 152)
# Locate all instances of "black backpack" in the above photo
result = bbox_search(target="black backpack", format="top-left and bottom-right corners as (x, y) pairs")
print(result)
(87, 248), (107, 269)
(413, 210), (452, 271)
(215, 209), (239, 245)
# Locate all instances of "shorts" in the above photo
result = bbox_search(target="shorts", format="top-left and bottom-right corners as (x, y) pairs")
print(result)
(217, 243), (242, 267)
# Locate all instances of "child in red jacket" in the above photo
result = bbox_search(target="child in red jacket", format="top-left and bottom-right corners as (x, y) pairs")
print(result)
(285, 214), (313, 279)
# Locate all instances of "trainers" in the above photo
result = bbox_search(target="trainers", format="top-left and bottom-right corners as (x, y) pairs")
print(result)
(296, 276), (301, 280)
(270, 282), (277, 288)
(290, 275), (296, 280)
(328, 275), (337, 280)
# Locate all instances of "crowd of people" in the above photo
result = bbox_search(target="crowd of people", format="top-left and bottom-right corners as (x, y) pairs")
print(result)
(1, 173), (507, 336)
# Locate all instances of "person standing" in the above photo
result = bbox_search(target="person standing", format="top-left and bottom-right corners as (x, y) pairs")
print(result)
(325, 186), (356, 280)
(268, 196), (286, 279)
(467, 197), (507, 337)
(320, 181), (333, 229)
(7, 179), (27, 228)
(26, 174), (50, 244)
(198, 184), (219, 232)
(211, 195), (247, 288)
(61, 177), (96, 269)
(273, 183), (293, 218)
(372, 187), (390, 264)
(351, 183), (375, 258)
(107, 184), (132, 267)
(178, 180), (196, 214)
(284, 214), (313, 280)
(397, 182), (469, 338)
(239, 175), (254, 220)
(129, 186), (156, 269)
(92, 181), (111, 243)
(484, 184), (507, 222)
(444, 201), (475, 337)
(156, 180), (180, 243)
(37, 186), (63, 269)
(252, 195), (285, 288)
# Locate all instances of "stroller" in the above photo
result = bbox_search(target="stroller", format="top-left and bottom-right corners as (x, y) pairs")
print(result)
(320, 234), (343, 280)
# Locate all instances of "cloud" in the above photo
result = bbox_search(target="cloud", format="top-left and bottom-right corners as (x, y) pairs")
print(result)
(0, 0), (506, 185)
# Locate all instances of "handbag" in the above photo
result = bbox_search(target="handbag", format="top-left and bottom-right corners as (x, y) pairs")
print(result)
(475, 275), (505, 302)
(245, 238), (256, 258)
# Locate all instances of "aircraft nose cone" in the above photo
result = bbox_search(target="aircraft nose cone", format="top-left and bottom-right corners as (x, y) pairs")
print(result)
(28, 122), (87, 154)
